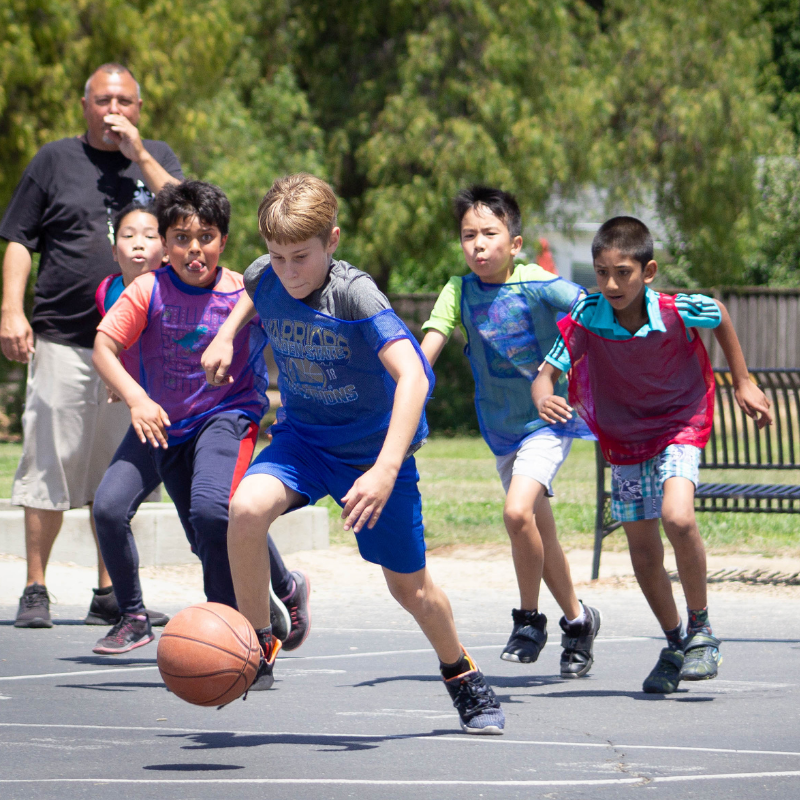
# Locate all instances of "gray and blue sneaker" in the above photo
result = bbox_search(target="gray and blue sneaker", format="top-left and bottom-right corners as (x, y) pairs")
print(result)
(443, 650), (505, 735)
(680, 632), (721, 681)
(643, 647), (684, 693)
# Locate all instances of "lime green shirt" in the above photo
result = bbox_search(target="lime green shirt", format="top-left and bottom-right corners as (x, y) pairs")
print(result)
(422, 263), (564, 340)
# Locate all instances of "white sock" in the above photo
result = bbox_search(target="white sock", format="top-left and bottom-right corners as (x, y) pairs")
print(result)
(566, 602), (586, 626)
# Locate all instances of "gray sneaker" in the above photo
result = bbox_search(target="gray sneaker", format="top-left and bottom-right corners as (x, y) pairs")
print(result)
(14, 583), (53, 628)
(558, 604), (602, 678)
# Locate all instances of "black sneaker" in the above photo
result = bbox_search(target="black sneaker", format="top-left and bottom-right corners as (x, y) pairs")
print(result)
(559, 604), (602, 678)
(249, 635), (282, 692)
(443, 649), (505, 735)
(92, 614), (154, 654)
(680, 632), (722, 681)
(500, 608), (547, 663)
(14, 583), (53, 628)
(83, 587), (169, 627)
(643, 647), (684, 693)
(281, 571), (311, 652)
(269, 583), (291, 642)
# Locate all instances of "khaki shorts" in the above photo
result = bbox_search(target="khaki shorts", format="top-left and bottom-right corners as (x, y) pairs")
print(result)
(495, 428), (573, 497)
(11, 337), (144, 510)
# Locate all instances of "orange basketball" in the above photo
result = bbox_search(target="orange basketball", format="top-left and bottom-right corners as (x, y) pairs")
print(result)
(157, 602), (261, 707)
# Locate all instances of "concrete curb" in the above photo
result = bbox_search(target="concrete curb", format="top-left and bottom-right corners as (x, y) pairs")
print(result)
(0, 500), (328, 567)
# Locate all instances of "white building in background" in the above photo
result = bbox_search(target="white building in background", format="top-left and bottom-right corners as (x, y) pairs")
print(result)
(532, 188), (667, 289)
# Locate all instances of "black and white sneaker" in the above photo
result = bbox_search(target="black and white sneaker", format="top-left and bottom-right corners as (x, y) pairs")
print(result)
(558, 604), (601, 678)
(443, 650), (505, 734)
(84, 587), (169, 627)
(14, 583), (53, 628)
(269, 584), (291, 642)
(501, 608), (547, 663)
(92, 614), (154, 654)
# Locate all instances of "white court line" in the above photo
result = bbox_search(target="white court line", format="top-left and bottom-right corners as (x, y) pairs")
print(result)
(0, 666), (159, 682)
(1, 723), (800, 759)
(0, 637), (653, 682)
(2, 771), (800, 786)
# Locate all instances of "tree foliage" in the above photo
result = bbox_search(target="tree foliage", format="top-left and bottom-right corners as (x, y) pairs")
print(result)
(2, 0), (800, 286)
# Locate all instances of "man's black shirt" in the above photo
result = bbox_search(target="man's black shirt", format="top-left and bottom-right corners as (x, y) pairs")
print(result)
(0, 137), (183, 348)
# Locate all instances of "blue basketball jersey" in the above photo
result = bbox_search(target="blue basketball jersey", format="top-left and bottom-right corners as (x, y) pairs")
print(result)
(253, 266), (434, 464)
(460, 272), (593, 455)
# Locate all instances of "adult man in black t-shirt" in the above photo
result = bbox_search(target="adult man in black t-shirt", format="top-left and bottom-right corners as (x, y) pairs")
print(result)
(0, 63), (183, 628)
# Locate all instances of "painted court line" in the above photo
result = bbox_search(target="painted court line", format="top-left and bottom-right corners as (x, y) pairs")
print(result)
(0, 637), (671, 682)
(2, 723), (800, 759)
(0, 644), (499, 681)
(2, 771), (800, 786)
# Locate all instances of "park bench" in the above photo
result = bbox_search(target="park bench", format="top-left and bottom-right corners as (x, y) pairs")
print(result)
(591, 368), (800, 579)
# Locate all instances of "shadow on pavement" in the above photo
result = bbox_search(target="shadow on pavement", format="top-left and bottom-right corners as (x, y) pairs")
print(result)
(164, 728), (460, 754)
(144, 763), (245, 772)
(57, 681), (165, 692)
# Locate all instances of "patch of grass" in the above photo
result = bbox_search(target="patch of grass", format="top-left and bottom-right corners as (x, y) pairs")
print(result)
(0, 443), (22, 497)
(4, 436), (798, 557)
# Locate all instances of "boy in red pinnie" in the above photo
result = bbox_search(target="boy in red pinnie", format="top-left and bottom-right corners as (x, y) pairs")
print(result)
(533, 216), (771, 693)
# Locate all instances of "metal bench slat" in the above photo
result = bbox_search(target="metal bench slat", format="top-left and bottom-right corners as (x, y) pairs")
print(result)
(696, 482), (800, 500)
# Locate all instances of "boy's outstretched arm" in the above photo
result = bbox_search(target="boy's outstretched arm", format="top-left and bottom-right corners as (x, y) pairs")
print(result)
(713, 301), (772, 428)
(420, 330), (448, 368)
(532, 362), (573, 424)
(93, 331), (171, 448)
(201, 292), (258, 386)
(341, 338), (429, 534)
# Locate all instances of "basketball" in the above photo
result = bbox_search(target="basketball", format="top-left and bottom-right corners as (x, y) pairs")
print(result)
(156, 602), (261, 707)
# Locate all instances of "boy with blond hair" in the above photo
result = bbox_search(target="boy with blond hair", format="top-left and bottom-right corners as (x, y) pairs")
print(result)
(202, 173), (505, 734)
(533, 216), (772, 693)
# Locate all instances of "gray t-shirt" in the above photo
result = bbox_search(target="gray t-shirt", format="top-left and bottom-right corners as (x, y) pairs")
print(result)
(244, 253), (425, 464)
(244, 256), (390, 320)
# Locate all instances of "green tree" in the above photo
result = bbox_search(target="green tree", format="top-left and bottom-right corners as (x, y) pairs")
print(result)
(0, 0), (241, 210)
(587, 0), (786, 286)
(331, 0), (599, 290)
(746, 153), (800, 285)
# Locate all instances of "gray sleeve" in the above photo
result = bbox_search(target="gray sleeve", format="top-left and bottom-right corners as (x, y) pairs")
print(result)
(338, 272), (391, 320)
(244, 255), (272, 300)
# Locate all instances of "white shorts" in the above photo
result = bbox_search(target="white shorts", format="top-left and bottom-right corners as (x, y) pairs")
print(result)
(12, 337), (135, 510)
(495, 428), (573, 496)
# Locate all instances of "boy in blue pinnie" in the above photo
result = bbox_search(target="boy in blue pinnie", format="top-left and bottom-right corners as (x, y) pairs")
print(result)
(202, 174), (504, 734)
(421, 187), (601, 677)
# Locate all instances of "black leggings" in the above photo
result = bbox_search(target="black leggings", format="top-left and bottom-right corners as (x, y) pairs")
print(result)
(93, 415), (292, 615)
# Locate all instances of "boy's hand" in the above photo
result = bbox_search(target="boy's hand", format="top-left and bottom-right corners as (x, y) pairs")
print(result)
(536, 394), (573, 425)
(130, 398), (171, 448)
(734, 379), (772, 429)
(201, 337), (235, 385)
(341, 463), (398, 534)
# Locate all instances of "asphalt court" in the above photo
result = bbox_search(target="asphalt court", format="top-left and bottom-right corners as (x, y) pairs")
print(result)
(1, 594), (800, 800)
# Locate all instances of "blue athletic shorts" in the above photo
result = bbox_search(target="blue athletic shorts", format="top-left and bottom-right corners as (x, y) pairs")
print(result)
(246, 428), (426, 574)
